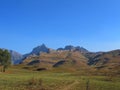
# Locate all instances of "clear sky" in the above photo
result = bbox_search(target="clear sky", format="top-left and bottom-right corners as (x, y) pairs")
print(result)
(0, 0), (120, 54)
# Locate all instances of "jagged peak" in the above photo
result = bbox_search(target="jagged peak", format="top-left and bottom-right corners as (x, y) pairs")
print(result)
(57, 45), (88, 53)
(30, 44), (49, 55)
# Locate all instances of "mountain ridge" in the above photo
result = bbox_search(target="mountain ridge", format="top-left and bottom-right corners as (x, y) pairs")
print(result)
(1, 44), (120, 74)
(20, 44), (120, 74)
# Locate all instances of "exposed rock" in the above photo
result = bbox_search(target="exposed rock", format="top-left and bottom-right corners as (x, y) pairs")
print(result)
(30, 44), (49, 55)
(57, 45), (89, 53)
(23, 44), (50, 58)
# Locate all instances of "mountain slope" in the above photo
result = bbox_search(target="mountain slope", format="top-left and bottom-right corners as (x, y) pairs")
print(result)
(22, 50), (89, 71)
(85, 50), (120, 75)
(53, 51), (88, 68)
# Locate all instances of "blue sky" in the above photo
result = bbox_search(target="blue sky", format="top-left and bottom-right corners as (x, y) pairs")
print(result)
(0, 0), (120, 54)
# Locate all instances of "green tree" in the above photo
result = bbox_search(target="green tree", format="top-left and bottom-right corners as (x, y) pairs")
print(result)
(0, 49), (11, 72)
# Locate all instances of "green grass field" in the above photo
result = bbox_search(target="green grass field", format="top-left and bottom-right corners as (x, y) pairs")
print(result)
(0, 67), (120, 90)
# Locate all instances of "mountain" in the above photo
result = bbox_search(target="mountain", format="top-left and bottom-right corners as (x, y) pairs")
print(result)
(2, 44), (120, 75)
(23, 44), (50, 58)
(30, 44), (49, 55)
(22, 50), (89, 71)
(9, 50), (23, 64)
(21, 44), (90, 71)
(57, 45), (89, 53)
(23, 44), (88, 58)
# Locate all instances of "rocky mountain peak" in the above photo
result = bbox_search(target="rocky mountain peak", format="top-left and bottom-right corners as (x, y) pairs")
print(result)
(30, 44), (49, 55)
(57, 45), (89, 53)
(64, 45), (75, 51)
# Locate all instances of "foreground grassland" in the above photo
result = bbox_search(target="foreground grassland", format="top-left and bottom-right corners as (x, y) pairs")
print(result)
(0, 68), (120, 90)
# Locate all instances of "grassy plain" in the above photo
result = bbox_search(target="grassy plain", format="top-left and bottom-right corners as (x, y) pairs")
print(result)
(0, 66), (120, 90)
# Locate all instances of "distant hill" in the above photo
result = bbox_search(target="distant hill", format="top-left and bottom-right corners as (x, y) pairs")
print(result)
(9, 50), (23, 64)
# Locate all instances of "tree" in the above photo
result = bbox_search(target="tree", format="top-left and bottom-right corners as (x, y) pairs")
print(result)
(0, 49), (11, 72)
